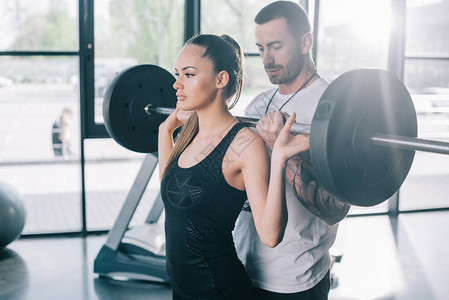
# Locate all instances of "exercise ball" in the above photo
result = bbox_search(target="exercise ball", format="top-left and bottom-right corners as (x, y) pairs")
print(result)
(0, 182), (26, 249)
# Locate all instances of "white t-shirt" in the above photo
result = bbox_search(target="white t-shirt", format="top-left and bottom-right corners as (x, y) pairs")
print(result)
(233, 77), (338, 293)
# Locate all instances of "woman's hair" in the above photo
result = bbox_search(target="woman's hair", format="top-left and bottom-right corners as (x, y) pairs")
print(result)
(161, 34), (244, 177)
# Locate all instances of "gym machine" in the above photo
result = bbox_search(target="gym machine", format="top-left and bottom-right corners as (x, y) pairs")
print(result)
(95, 63), (449, 284)
(102, 64), (449, 207)
(93, 153), (168, 282)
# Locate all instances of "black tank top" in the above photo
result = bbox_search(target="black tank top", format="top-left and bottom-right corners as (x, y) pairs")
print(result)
(161, 122), (254, 299)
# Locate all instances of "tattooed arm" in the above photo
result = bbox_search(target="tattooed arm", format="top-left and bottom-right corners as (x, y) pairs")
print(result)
(285, 151), (350, 225)
(256, 111), (350, 225)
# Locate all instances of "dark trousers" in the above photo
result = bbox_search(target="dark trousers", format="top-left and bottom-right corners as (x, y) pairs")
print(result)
(253, 271), (330, 300)
(173, 271), (329, 300)
(172, 283), (254, 300)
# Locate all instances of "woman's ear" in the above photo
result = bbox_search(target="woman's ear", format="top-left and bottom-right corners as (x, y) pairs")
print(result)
(216, 70), (229, 89)
(301, 32), (313, 54)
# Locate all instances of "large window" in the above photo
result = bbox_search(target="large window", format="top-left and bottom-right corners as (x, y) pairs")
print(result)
(316, 0), (391, 81)
(93, 0), (185, 125)
(399, 0), (449, 211)
(2, 0), (448, 236)
(0, 0), (81, 234)
(0, 0), (185, 234)
(0, 0), (78, 52)
(84, 0), (185, 230)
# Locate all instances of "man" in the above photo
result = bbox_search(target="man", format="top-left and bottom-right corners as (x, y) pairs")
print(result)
(52, 107), (77, 159)
(233, 2), (350, 299)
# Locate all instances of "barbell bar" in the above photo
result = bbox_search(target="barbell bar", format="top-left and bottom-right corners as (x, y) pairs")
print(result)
(102, 64), (449, 207)
(144, 104), (312, 135)
(144, 105), (449, 155)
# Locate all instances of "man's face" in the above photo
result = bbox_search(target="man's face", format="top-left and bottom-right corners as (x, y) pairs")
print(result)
(255, 18), (304, 85)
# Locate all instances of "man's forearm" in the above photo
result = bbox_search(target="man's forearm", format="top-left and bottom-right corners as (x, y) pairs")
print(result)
(285, 152), (350, 225)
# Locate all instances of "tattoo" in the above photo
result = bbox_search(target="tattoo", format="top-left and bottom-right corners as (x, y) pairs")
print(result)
(286, 151), (350, 225)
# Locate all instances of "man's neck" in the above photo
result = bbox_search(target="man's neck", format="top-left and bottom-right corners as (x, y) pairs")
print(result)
(278, 68), (318, 95)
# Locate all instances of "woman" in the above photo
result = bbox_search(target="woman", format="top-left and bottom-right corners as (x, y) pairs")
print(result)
(158, 34), (308, 300)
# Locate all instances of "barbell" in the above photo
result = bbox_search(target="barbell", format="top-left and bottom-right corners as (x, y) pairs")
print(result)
(102, 64), (449, 207)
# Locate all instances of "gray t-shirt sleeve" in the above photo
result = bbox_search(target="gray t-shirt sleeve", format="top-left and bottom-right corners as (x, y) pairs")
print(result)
(244, 88), (277, 118)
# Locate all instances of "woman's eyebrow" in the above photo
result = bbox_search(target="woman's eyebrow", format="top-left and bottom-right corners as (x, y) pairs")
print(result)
(175, 66), (197, 72)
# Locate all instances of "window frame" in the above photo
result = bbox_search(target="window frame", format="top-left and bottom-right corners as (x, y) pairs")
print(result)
(3, 0), (448, 237)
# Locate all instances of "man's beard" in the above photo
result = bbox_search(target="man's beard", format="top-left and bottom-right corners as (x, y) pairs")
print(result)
(265, 55), (304, 85)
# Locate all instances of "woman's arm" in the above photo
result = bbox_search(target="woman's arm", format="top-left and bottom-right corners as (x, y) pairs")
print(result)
(258, 153), (288, 247)
(242, 114), (307, 247)
(240, 133), (279, 248)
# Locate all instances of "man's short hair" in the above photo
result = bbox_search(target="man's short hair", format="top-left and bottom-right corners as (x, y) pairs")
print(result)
(254, 1), (311, 42)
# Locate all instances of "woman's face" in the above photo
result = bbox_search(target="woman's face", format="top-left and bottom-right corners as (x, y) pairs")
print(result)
(173, 44), (219, 112)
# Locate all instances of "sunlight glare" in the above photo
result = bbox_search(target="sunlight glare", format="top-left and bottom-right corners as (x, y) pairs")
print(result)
(328, 0), (391, 45)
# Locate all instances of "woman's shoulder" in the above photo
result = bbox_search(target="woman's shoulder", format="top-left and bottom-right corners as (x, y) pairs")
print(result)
(231, 125), (267, 159)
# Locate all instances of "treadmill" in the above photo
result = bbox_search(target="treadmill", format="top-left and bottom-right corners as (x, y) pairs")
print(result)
(94, 153), (169, 282)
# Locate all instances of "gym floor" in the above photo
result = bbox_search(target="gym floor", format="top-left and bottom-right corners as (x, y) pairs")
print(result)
(1, 211), (448, 300)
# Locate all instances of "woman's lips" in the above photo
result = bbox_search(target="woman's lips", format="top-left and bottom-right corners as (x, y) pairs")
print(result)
(176, 94), (186, 101)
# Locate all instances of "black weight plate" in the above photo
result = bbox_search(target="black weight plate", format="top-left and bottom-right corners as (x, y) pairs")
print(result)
(310, 69), (417, 206)
(103, 64), (177, 153)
